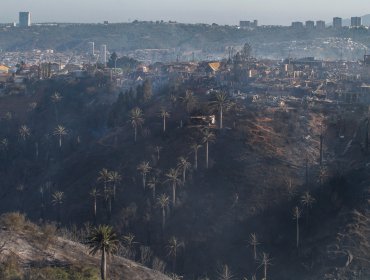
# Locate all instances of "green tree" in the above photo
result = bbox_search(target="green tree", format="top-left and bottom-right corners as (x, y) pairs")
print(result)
(53, 125), (68, 148)
(159, 108), (170, 133)
(292, 206), (301, 248)
(156, 194), (170, 230)
(300, 191), (316, 225)
(51, 191), (64, 225)
(98, 168), (110, 192)
(248, 233), (260, 260)
(51, 92), (63, 122)
(177, 157), (191, 184)
(86, 225), (119, 280)
(148, 176), (160, 199)
(108, 171), (121, 201)
(137, 161), (151, 190)
(166, 236), (184, 273)
(19, 125), (31, 141)
(165, 168), (181, 206)
(129, 107), (144, 142)
(89, 187), (100, 224)
(210, 92), (232, 129)
(181, 90), (197, 114)
(190, 143), (202, 170)
(202, 129), (216, 169)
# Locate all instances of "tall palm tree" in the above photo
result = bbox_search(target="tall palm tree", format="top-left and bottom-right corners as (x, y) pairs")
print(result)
(51, 191), (64, 225)
(51, 92), (62, 122)
(292, 206), (302, 248)
(165, 168), (181, 206)
(86, 225), (119, 280)
(19, 125), (31, 141)
(98, 168), (110, 192)
(177, 157), (191, 184)
(258, 252), (272, 280)
(108, 171), (121, 201)
(129, 107), (144, 142)
(217, 264), (234, 280)
(300, 191), (316, 225)
(167, 236), (184, 273)
(154, 145), (162, 161)
(157, 193), (170, 230)
(137, 161), (151, 190)
(122, 233), (137, 260)
(53, 125), (68, 148)
(181, 90), (197, 114)
(148, 176), (160, 199)
(89, 187), (100, 223)
(159, 108), (170, 133)
(202, 129), (216, 169)
(248, 233), (260, 260)
(211, 92), (231, 129)
(190, 143), (202, 170)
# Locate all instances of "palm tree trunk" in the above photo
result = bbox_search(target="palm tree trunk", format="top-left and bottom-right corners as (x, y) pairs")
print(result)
(59, 135), (62, 148)
(220, 107), (223, 129)
(134, 127), (137, 142)
(172, 183), (176, 206)
(206, 141), (209, 169)
(253, 245), (257, 260)
(162, 208), (166, 230)
(264, 264), (267, 280)
(296, 218), (299, 248)
(152, 186), (156, 200)
(163, 116), (166, 132)
(101, 247), (107, 280)
(142, 175), (146, 190)
(194, 149), (198, 170)
(183, 169), (186, 184)
(93, 197), (97, 224)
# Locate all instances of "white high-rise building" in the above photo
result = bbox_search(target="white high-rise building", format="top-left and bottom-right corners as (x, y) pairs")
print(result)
(99, 44), (107, 66)
(19, 12), (31, 27)
(88, 42), (95, 56)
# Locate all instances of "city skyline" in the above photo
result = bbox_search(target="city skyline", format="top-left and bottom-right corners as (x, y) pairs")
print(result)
(1, 0), (369, 25)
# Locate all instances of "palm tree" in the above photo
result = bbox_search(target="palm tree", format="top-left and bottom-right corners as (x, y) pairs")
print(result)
(292, 206), (302, 248)
(167, 236), (184, 273)
(300, 191), (316, 225)
(154, 146), (162, 161)
(19, 125), (31, 141)
(108, 171), (121, 201)
(129, 107), (144, 142)
(211, 92), (231, 129)
(165, 168), (181, 206)
(137, 161), (151, 190)
(51, 191), (64, 225)
(202, 129), (216, 169)
(89, 187), (100, 223)
(177, 157), (191, 184)
(156, 194), (170, 230)
(181, 90), (197, 114)
(148, 176), (160, 199)
(51, 92), (62, 122)
(98, 168), (110, 192)
(258, 252), (272, 280)
(159, 108), (170, 133)
(122, 233), (137, 260)
(217, 264), (234, 280)
(53, 125), (68, 148)
(86, 225), (119, 280)
(190, 143), (202, 170)
(248, 233), (260, 260)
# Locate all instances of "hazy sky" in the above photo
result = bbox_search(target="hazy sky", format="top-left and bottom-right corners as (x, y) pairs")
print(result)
(2, 0), (369, 25)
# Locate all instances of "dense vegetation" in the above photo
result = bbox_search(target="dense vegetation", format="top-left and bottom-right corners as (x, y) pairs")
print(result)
(0, 75), (370, 279)
(1, 22), (370, 53)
